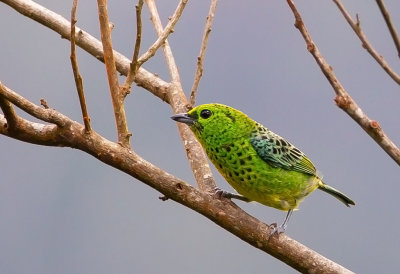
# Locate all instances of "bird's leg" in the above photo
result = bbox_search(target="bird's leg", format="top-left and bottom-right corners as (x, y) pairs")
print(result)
(213, 187), (250, 202)
(270, 209), (293, 236)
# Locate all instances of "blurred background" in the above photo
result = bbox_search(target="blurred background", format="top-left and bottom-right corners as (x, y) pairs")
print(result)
(1, 1), (399, 273)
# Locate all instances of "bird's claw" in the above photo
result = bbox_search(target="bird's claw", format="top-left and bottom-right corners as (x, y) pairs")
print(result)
(212, 187), (250, 202)
(269, 223), (286, 236)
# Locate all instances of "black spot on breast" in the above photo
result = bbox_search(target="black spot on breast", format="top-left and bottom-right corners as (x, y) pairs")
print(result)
(225, 113), (236, 122)
(239, 159), (245, 165)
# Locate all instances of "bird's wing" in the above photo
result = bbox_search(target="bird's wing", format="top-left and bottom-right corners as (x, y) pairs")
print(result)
(249, 129), (317, 175)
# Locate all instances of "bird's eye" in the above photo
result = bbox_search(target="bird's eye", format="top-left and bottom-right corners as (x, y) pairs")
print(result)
(200, 109), (212, 119)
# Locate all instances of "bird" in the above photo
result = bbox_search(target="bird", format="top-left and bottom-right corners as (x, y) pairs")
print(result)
(171, 103), (355, 234)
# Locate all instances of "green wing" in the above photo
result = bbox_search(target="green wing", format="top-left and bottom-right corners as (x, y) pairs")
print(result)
(249, 126), (316, 175)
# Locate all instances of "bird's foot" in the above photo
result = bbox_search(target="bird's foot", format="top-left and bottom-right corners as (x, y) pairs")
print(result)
(212, 187), (250, 202)
(269, 223), (286, 236)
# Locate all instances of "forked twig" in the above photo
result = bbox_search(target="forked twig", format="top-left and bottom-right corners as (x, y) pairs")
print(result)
(139, 0), (187, 71)
(121, 0), (144, 95)
(145, 0), (187, 83)
(287, 0), (400, 166)
(333, 0), (400, 85)
(71, 0), (91, 132)
(189, 0), (219, 108)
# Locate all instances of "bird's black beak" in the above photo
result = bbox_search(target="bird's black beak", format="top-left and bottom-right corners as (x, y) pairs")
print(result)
(171, 113), (196, 126)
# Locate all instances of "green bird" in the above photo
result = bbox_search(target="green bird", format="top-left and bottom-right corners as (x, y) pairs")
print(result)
(171, 103), (355, 234)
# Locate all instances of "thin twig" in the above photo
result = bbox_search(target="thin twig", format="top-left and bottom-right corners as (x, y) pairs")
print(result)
(138, 0), (186, 68)
(333, 0), (400, 85)
(286, 0), (400, 166)
(121, 0), (144, 96)
(376, 0), (400, 58)
(189, 0), (219, 108)
(145, 0), (186, 83)
(71, 0), (91, 133)
(97, 0), (131, 147)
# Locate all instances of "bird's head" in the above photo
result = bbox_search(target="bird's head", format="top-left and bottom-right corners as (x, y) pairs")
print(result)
(171, 103), (255, 145)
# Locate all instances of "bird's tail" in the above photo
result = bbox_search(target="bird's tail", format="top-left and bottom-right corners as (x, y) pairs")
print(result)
(318, 182), (355, 207)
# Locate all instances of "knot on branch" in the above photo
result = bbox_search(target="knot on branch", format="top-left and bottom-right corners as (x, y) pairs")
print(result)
(334, 94), (351, 110)
(369, 120), (384, 139)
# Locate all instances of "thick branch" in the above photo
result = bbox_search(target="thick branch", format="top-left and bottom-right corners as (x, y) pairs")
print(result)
(286, 0), (400, 166)
(0, 81), (70, 127)
(97, 0), (131, 147)
(0, 114), (61, 146)
(0, 84), (352, 273)
(333, 0), (400, 85)
(145, 0), (216, 192)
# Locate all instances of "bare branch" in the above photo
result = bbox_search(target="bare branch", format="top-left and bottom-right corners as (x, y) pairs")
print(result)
(121, 0), (144, 95)
(145, 0), (185, 83)
(375, 0), (400, 58)
(71, 0), (91, 132)
(286, 0), (400, 166)
(97, 0), (131, 147)
(0, 96), (18, 128)
(0, 0), (168, 102)
(0, 0), (217, 193)
(0, 81), (70, 127)
(144, 0), (216, 191)
(189, 0), (219, 108)
(333, 0), (400, 85)
(0, 78), (352, 272)
(0, 114), (62, 146)
(138, 0), (186, 69)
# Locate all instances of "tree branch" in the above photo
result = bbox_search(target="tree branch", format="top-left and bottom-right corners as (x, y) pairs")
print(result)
(0, 1), (363, 271)
(0, 80), (354, 273)
(145, 0), (186, 83)
(333, 0), (400, 85)
(286, 0), (400, 166)
(70, 0), (91, 132)
(138, 0), (186, 69)
(121, 0), (144, 95)
(145, 0), (216, 192)
(0, 96), (18, 128)
(1, 0), (216, 194)
(97, 0), (131, 147)
(0, 81), (70, 127)
(375, 0), (400, 58)
(189, 0), (219, 108)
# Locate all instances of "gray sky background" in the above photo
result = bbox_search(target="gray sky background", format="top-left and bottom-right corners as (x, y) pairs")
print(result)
(1, 1), (399, 273)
